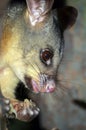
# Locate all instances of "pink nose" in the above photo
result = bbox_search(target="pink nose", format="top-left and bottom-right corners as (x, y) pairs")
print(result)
(31, 79), (56, 93)
(45, 80), (56, 93)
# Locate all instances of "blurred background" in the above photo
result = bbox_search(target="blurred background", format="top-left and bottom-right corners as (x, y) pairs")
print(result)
(0, 0), (86, 130)
(57, 0), (86, 129)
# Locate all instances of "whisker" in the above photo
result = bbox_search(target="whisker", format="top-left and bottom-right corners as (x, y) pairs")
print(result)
(26, 71), (40, 82)
(28, 61), (40, 75)
(25, 62), (40, 81)
(34, 61), (42, 74)
(56, 88), (67, 98)
(53, 89), (64, 99)
(57, 78), (84, 88)
(51, 79), (76, 99)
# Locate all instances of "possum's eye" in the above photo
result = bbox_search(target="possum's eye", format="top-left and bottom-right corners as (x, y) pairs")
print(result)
(40, 48), (53, 65)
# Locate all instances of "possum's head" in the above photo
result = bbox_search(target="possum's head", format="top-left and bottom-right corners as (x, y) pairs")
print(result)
(23, 0), (78, 93)
(19, 0), (78, 93)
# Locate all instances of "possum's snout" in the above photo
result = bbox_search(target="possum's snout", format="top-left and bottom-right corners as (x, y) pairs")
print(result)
(25, 74), (56, 93)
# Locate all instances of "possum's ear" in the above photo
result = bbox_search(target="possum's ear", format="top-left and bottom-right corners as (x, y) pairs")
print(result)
(26, 0), (54, 26)
(58, 6), (78, 31)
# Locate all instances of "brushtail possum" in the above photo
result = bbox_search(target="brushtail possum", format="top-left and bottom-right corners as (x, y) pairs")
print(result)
(0, 0), (78, 129)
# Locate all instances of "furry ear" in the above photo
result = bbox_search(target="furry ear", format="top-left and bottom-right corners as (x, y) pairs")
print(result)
(57, 6), (78, 31)
(26, 0), (54, 26)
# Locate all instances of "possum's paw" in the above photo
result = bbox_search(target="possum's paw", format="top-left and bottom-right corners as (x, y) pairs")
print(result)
(0, 90), (16, 119)
(0, 90), (40, 122)
(10, 99), (40, 122)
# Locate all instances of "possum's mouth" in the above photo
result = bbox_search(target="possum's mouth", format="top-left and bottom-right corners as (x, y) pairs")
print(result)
(25, 74), (56, 93)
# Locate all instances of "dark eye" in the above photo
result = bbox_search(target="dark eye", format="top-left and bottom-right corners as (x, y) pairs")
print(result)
(40, 48), (53, 65)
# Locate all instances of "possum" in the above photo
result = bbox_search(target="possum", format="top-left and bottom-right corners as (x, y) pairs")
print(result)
(0, 0), (78, 129)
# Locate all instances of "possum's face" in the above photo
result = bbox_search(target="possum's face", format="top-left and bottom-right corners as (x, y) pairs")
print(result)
(20, 0), (64, 93)
(24, 47), (60, 93)
(8, 0), (77, 94)
(20, 0), (77, 93)
(24, 19), (63, 93)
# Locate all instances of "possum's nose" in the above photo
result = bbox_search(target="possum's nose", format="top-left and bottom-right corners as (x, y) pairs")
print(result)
(25, 74), (56, 93)
(39, 74), (56, 93)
